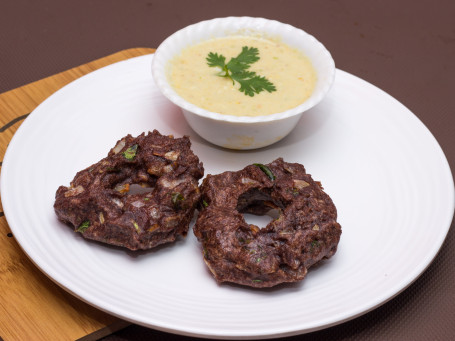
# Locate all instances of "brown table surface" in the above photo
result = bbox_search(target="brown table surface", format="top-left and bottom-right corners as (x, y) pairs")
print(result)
(1, 1), (454, 340)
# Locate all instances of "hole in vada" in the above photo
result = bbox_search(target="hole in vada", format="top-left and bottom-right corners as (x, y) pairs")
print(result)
(127, 183), (155, 195)
(242, 208), (281, 229)
(113, 182), (155, 195)
(236, 188), (283, 229)
(236, 188), (284, 214)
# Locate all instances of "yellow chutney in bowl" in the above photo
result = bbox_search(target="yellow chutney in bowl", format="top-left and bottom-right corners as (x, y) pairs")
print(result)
(169, 35), (317, 117)
(152, 17), (335, 150)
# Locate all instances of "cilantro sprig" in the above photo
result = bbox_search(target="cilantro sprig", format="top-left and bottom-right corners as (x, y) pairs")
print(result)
(206, 46), (276, 97)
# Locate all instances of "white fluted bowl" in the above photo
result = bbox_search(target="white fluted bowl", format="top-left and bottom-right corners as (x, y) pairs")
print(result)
(152, 17), (335, 149)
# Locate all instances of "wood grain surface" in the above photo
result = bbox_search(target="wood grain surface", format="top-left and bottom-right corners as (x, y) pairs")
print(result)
(0, 48), (154, 341)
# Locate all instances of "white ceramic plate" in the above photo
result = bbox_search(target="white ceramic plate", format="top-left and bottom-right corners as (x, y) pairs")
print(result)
(2, 54), (454, 339)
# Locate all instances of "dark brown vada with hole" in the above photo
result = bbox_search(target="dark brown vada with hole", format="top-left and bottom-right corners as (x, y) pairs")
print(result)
(193, 158), (341, 288)
(54, 130), (204, 250)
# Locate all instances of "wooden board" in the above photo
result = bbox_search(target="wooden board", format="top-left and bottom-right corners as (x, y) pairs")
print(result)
(0, 48), (155, 341)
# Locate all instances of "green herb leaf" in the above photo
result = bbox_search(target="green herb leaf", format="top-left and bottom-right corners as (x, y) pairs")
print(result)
(253, 163), (275, 181)
(226, 46), (259, 73)
(235, 73), (276, 97)
(207, 46), (276, 97)
(171, 192), (184, 208)
(123, 144), (138, 160)
(206, 52), (226, 70)
(76, 220), (90, 233)
(311, 240), (320, 249)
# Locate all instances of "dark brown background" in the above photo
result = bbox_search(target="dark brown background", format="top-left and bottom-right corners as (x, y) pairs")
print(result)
(1, 1), (454, 340)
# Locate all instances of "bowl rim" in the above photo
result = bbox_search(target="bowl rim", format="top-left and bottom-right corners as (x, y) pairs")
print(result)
(151, 16), (336, 123)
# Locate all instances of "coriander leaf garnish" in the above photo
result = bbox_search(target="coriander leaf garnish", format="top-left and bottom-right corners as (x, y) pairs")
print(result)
(123, 144), (138, 160)
(237, 73), (276, 97)
(311, 240), (321, 250)
(226, 46), (259, 73)
(253, 163), (275, 181)
(171, 192), (185, 208)
(206, 52), (226, 70)
(76, 220), (90, 233)
(206, 46), (276, 97)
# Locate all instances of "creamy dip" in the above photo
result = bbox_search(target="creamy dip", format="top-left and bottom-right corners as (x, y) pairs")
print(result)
(168, 36), (317, 117)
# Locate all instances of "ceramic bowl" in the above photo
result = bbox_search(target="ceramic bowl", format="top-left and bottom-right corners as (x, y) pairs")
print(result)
(152, 16), (335, 150)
